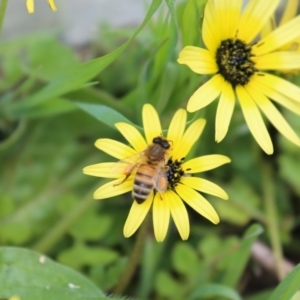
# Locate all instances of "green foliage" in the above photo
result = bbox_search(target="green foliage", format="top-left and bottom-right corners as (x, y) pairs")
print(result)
(58, 242), (119, 269)
(172, 242), (199, 275)
(0, 247), (105, 300)
(1, 0), (300, 299)
(1, 0), (163, 122)
(149, 225), (263, 299)
(219, 224), (264, 288)
(75, 103), (137, 130)
(268, 264), (300, 300)
(181, 0), (206, 46)
(189, 284), (242, 300)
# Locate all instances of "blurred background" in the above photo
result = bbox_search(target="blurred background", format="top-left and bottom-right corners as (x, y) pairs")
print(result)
(3, 0), (148, 45)
(1, 1), (300, 299)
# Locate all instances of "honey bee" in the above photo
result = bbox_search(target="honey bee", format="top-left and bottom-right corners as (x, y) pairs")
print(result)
(114, 136), (171, 204)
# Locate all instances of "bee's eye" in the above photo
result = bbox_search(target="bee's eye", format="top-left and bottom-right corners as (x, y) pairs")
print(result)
(152, 137), (170, 149)
(162, 141), (170, 149)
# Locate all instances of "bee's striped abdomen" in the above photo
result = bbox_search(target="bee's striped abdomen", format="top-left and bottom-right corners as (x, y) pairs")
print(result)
(132, 164), (155, 203)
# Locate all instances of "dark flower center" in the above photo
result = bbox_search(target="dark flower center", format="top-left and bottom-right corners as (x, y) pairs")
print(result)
(216, 38), (256, 87)
(166, 158), (186, 189)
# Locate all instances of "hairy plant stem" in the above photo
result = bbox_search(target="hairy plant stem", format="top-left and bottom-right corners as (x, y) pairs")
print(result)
(113, 215), (150, 295)
(262, 163), (284, 280)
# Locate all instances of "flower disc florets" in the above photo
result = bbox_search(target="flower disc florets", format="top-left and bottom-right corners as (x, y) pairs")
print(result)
(166, 158), (186, 189)
(216, 38), (256, 86)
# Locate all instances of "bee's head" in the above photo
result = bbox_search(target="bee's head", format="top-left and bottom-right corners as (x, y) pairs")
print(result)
(152, 136), (171, 149)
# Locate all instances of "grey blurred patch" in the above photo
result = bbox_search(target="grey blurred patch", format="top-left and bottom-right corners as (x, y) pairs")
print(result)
(2, 0), (150, 46)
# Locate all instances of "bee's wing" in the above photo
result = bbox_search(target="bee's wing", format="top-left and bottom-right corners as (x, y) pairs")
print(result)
(110, 151), (145, 175)
(153, 161), (168, 193)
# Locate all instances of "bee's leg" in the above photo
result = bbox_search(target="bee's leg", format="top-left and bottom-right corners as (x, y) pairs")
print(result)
(113, 164), (136, 186)
(113, 174), (130, 186)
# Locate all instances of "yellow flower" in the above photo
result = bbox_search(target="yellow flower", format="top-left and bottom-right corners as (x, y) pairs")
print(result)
(178, 0), (300, 154)
(83, 104), (230, 242)
(26, 0), (57, 13)
(263, 0), (300, 68)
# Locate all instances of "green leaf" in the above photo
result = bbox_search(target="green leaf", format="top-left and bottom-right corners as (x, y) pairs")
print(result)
(154, 271), (182, 298)
(189, 283), (242, 300)
(220, 224), (264, 288)
(172, 242), (199, 276)
(152, 62), (179, 112)
(11, 98), (77, 119)
(181, 0), (206, 46)
(0, 246), (106, 300)
(147, 19), (177, 94)
(198, 235), (223, 259)
(165, 0), (179, 33)
(245, 289), (273, 300)
(268, 264), (300, 300)
(7, 0), (162, 114)
(58, 242), (119, 269)
(76, 103), (139, 130)
(69, 211), (113, 241)
(90, 258), (127, 291)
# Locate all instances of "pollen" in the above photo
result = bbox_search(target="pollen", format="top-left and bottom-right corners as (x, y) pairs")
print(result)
(216, 38), (257, 87)
(166, 158), (185, 189)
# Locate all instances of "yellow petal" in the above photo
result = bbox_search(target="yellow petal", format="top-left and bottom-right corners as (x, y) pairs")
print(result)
(202, 0), (221, 53)
(177, 46), (218, 74)
(212, 0), (227, 41)
(280, 0), (298, 26)
(142, 104), (162, 145)
(167, 109), (187, 157)
(93, 178), (133, 199)
(180, 177), (228, 200)
(236, 85), (273, 154)
(238, 0), (279, 43)
(271, 97), (300, 116)
(260, 16), (275, 38)
(172, 119), (206, 160)
(254, 51), (300, 70)
(153, 193), (170, 242)
(47, 0), (57, 11)
(123, 192), (153, 238)
(182, 155), (231, 174)
(253, 72), (300, 104)
(175, 184), (219, 224)
(215, 81), (235, 142)
(95, 139), (136, 160)
(187, 74), (224, 113)
(251, 76), (300, 115)
(83, 162), (124, 178)
(245, 84), (300, 147)
(253, 15), (300, 56)
(167, 190), (190, 240)
(26, 0), (34, 13)
(214, 0), (242, 40)
(115, 123), (147, 153)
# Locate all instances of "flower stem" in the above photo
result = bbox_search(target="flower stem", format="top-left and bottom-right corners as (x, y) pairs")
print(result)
(113, 215), (150, 295)
(262, 163), (285, 280)
(0, 0), (8, 34)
